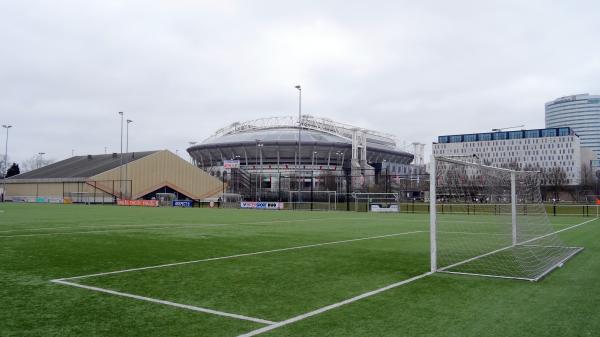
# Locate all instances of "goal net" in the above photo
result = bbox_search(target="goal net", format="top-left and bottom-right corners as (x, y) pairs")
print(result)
(67, 192), (96, 204)
(430, 156), (583, 281)
(156, 193), (176, 207)
(220, 193), (242, 208)
(289, 191), (337, 211)
(352, 193), (400, 212)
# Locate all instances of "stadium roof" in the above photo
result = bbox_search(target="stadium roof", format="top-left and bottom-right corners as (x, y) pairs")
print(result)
(10, 151), (158, 180)
(200, 128), (348, 147)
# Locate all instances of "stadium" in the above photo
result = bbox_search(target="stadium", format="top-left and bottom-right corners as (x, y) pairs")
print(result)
(187, 115), (426, 203)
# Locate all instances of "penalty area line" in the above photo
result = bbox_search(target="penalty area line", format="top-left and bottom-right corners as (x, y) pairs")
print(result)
(238, 272), (432, 337)
(56, 231), (426, 281)
(50, 279), (276, 325)
(0, 217), (357, 236)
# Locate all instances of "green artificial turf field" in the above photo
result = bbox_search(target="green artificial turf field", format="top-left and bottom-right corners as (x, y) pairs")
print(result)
(1, 203), (599, 336)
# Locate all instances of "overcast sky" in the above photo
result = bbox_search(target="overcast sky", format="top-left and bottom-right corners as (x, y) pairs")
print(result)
(1, 0), (599, 165)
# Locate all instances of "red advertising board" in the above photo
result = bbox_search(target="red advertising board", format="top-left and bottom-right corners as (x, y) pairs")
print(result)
(117, 199), (159, 207)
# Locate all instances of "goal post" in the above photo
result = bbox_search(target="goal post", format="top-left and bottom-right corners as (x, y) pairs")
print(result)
(430, 155), (437, 273)
(288, 190), (337, 211)
(352, 193), (400, 212)
(430, 155), (584, 281)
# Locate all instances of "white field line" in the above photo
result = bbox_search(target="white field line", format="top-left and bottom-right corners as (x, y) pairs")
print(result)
(438, 217), (598, 273)
(0, 217), (361, 235)
(237, 272), (432, 337)
(51, 279), (275, 325)
(239, 217), (358, 225)
(0, 222), (229, 233)
(54, 231), (426, 281)
(238, 217), (599, 336)
(0, 225), (222, 238)
(437, 231), (512, 236)
(439, 271), (534, 282)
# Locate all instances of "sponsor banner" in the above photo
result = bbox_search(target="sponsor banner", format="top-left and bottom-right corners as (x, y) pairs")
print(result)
(370, 204), (400, 212)
(223, 160), (241, 169)
(173, 200), (193, 207)
(240, 201), (284, 210)
(117, 199), (159, 207)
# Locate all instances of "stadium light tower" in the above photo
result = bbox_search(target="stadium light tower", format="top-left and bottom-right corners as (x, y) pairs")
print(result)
(255, 139), (263, 200)
(188, 141), (197, 164)
(38, 152), (45, 169)
(2, 124), (12, 202)
(295, 85), (302, 200)
(118, 112), (124, 199)
(125, 119), (133, 198)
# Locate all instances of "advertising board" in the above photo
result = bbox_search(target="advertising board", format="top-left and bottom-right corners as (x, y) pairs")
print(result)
(173, 200), (193, 207)
(117, 199), (159, 207)
(240, 201), (284, 210)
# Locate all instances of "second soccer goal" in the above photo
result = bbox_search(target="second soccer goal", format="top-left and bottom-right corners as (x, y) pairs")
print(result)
(429, 156), (583, 281)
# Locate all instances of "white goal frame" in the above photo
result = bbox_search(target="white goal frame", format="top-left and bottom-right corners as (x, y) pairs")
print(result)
(429, 155), (584, 281)
(352, 192), (400, 212)
(67, 192), (97, 204)
(288, 190), (337, 211)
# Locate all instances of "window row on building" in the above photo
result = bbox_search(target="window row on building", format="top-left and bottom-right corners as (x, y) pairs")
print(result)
(438, 127), (575, 144)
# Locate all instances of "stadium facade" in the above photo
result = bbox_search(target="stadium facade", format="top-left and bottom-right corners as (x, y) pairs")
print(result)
(545, 94), (600, 166)
(187, 116), (425, 198)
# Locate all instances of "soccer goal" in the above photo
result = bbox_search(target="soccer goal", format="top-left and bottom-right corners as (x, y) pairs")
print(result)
(288, 190), (337, 211)
(352, 193), (400, 212)
(220, 193), (242, 208)
(67, 192), (96, 204)
(430, 156), (583, 281)
(156, 193), (176, 207)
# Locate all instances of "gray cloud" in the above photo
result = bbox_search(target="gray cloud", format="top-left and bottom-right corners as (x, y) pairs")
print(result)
(1, 0), (599, 164)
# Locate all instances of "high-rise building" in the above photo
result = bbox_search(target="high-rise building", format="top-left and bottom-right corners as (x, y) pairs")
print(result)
(545, 93), (600, 165)
(432, 127), (584, 185)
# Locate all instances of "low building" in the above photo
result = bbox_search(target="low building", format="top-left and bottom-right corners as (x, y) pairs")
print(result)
(433, 127), (584, 185)
(3, 150), (223, 203)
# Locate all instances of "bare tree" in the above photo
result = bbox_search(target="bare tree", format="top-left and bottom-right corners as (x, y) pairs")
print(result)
(19, 156), (55, 173)
(0, 155), (8, 178)
(545, 166), (567, 200)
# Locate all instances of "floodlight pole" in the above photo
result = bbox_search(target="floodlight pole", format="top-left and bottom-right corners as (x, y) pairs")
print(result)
(38, 152), (45, 169)
(2, 125), (12, 202)
(118, 112), (124, 200)
(430, 155), (437, 273)
(295, 85), (302, 201)
(259, 142), (264, 201)
(255, 139), (260, 201)
(126, 119), (133, 199)
(188, 141), (197, 165)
